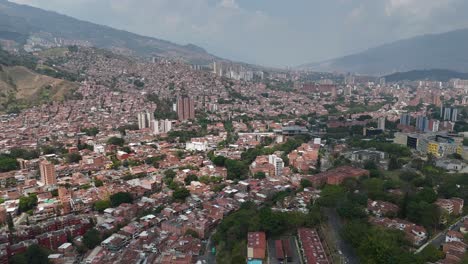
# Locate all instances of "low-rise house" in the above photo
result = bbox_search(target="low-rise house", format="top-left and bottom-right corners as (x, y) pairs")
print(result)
(446, 230), (464, 243)
(247, 232), (266, 263)
(297, 228), (329, 264)
(367, 200), (399, 217)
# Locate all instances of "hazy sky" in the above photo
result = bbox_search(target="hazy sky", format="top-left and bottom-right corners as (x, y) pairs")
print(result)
(10, 0), (468, 67)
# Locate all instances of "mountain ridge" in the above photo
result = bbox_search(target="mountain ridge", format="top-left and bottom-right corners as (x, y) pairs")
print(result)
(0, 0), (218, 64)
(299, 28), (468, 75)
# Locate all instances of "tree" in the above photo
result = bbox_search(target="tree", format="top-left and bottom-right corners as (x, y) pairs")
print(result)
(94, 178), (104, 187)
(225, 159), (248, 180)
(212, 156), (227, 166)
(415, 188), (437, 203)
(364, 160), (378, 170)
(10, 244), (50, 264)
(318, 185), (345, 207)
(254, 172), (266, 179)
(164, 169), (176, 179)
(341, 220), (369, 248)
(388, 156), (401, 170)
(93, 200), (111, 212)
(418, 244), (444, 263)
(0, 155), (19, 172)
(81, 127), (99, 136)
(357, 227), (417, 264)
(107, 137), (125, 147)
(173, 187), (190, 201)
(337, 199), (367, 220)
(185, 229), (200, 238)
(407, 201), (440, 231)
(66, 153), (82, 164)
(184, 174), (198, 185)
(7, 212), (14, 232)
(19, 194), (38, 213)
(109, 192), (133, 207)
(83, 228), (101, 249)
(300, 178), (313, 189)
(362, 178), (386, 200)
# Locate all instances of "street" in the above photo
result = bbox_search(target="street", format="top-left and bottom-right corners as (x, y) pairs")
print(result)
(415, 215), (467, 254)
(323, 208), (359, 264)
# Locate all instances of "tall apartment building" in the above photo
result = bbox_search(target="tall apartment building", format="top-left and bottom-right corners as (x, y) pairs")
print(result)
(39, 160), (57, 186)
(452, 79), (468, 90)
(416, 116), (429, 132)
(400, 113), (411, 126)
(441, 106), (458, 122)
(377, 117), (386, 130)
(268, 155), (284, 177)
(428, 119), (440, 132)
(151, 119), (173, 135)
(177, 97), (195, 121)
(137, 111), (153, 130)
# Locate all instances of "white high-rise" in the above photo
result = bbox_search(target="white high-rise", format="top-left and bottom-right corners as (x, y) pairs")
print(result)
(378, 117), (386, 130)
(152, 119), (173, 135)
(137, 111), (153, 129)
(268, 155), (284, 177)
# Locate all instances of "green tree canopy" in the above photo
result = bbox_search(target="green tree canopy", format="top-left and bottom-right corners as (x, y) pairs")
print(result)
(93, 200), (111, 212)
(83, 228), (101, 249)
(110, 192), (133, 207)
(107, 137), (125, 147)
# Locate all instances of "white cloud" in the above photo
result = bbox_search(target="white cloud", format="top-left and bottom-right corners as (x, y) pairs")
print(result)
(219, 0), (239, 9)
(385, 0), (453, 18)
(346, 4), (364, 23)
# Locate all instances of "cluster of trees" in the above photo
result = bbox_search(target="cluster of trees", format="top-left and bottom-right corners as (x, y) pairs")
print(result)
(349, 139), (412, 157)
(146, 94), (178, 120)
(10, 244), (51, 264)
(0, 154), (19, 172)
(83, 228), (102, 250)
(19, 194), (38, 214)
(66, 153), (82, 164)
(172, 187), (190, 201)
(107, 137), (125, 147)
(166, 129), (207, 143)
(93, 200), (111, 212)
(81, 127), (99, 136)
(342, 219), (446, 264)
(162, 170), (191, 201)
(109, 192), (133, 207)
(93, 192), (134, 212)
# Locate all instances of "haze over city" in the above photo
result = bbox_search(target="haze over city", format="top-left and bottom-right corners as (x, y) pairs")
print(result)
(10, 0), (468, 67)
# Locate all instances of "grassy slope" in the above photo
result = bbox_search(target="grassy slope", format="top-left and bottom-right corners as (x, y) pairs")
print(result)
(0, 65), (77, 111)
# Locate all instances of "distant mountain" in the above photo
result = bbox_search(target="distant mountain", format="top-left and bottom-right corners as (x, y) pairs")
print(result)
(0, 0), (218, 64)
(300, 28), (468, 75)
(384, 69), (468, 83)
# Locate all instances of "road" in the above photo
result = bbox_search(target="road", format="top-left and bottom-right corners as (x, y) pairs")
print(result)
(324, 208), (359, 264)
(197, 234), (216, 264)
(14, 212), (27, 226)
(415, 215), (467, 254)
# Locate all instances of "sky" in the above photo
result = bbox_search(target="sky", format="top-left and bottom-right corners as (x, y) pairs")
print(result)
(9, 0), (468, 67)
